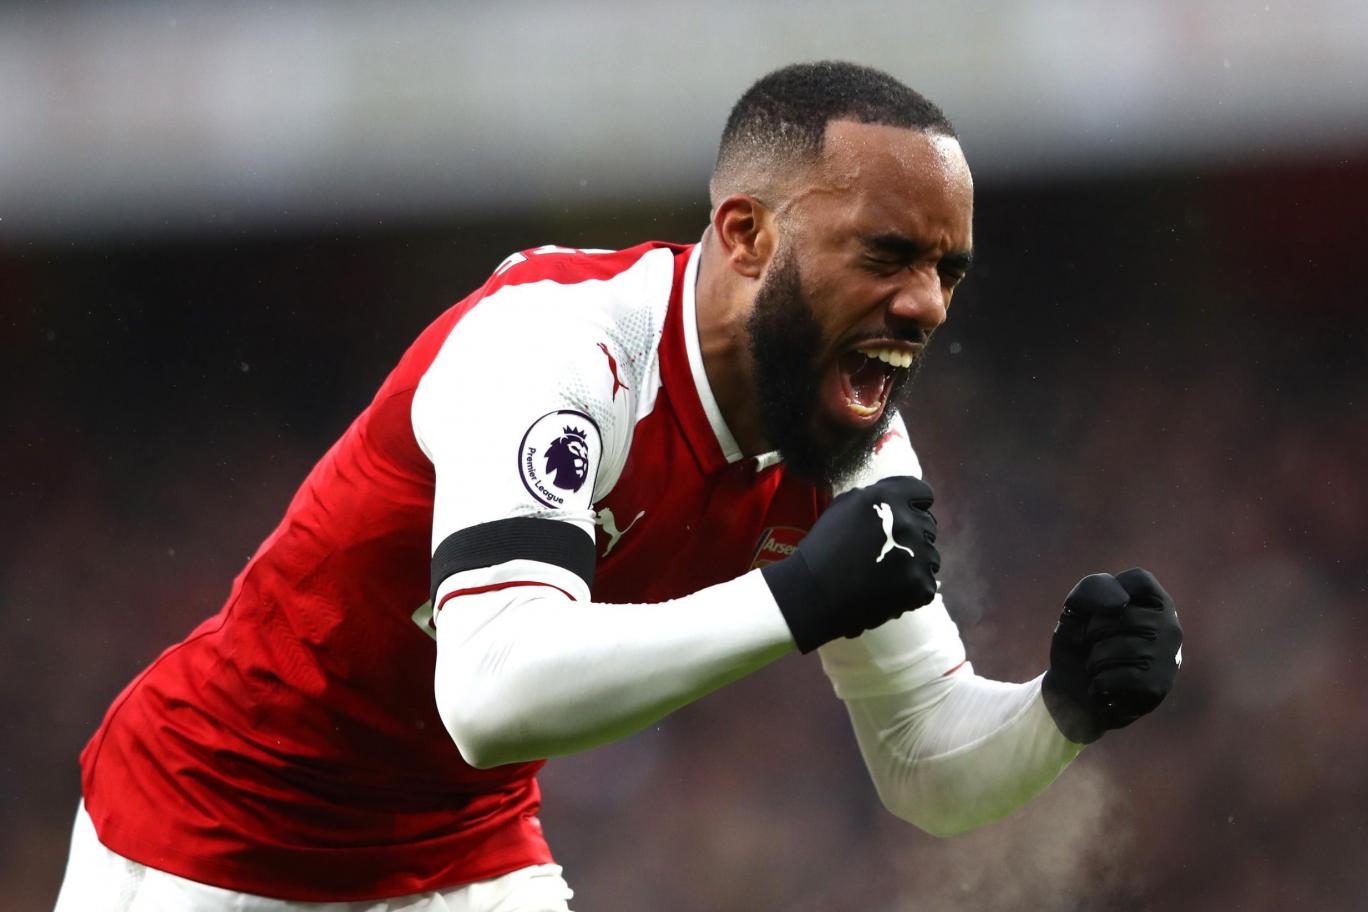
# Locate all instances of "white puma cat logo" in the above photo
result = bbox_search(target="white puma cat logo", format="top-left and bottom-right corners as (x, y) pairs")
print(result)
(873, 502), (917, 563)
(595, 506), (645, 556)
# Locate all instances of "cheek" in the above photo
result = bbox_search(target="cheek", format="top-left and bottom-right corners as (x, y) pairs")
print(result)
(809, 275), (890, 342)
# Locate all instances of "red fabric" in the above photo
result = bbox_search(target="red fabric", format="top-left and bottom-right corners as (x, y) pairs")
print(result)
(80, 242), (828, 901)
(437, 580), (578, 614)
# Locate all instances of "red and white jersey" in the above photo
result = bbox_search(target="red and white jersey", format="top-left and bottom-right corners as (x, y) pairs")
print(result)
(79, 240), (951, 902)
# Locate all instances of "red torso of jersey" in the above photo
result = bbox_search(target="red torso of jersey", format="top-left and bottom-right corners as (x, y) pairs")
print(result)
(79, 243), (827, 902)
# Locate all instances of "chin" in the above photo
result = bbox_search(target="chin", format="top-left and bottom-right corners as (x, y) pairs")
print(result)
(781, 408), (898, 489)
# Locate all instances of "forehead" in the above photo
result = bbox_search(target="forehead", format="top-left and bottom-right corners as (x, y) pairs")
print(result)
(793, 120), (973, 245)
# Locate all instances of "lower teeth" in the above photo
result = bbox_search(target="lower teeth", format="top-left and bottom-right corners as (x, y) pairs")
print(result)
(848, 400), (880, 417)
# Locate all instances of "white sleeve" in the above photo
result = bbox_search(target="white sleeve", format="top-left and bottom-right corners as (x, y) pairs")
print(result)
(819, 415), (1081, 835)
(433, 568), (794, 768)
(412, 262), (643, 554)
(827, 638), (1082, 837)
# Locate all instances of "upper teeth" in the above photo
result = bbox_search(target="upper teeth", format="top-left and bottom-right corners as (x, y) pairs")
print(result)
(857, 346), (914, 369)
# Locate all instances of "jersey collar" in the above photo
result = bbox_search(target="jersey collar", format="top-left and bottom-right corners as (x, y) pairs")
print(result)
(681, 242), (745, 464)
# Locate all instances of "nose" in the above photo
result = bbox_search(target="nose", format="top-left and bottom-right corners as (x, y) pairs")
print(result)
(886, 267), (948, 334)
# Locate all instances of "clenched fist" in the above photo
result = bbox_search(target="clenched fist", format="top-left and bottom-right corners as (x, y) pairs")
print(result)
(1042, 569), (1183, 744)
(762, 475), (941, 653)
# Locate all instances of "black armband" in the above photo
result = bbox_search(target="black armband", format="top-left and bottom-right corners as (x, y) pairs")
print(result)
(430, 517), (595, 603)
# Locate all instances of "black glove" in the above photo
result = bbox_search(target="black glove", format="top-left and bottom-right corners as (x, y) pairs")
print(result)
(762, 475), (941, 653)
(1042, 568), (1183, 744)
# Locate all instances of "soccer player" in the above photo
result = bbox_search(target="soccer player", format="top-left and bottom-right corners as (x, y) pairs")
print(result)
(55, 61), (1182, 911)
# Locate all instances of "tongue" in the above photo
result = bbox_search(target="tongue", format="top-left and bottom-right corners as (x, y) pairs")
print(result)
(840, 351), (891, 407)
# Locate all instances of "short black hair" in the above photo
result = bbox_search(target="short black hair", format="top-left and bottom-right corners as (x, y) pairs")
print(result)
(712, 61), (956, 199)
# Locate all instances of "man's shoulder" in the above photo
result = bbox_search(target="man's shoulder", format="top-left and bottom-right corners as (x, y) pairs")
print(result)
(480, 241), (689, 295)
(410, 241), (690, 490)
(445, 240), (688, 359)
(425, 241), (686, 400)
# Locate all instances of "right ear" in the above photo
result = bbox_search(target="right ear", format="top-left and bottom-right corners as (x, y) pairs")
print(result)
(710, 194), (777, 280)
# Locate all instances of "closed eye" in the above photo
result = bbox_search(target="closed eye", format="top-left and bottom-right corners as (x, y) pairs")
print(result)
(939, 266), (967, 287)
(860, 233), (973, 283)
(863, 255), (909, 275)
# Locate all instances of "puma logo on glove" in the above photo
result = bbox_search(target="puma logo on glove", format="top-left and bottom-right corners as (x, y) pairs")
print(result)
(873, 502), (917, 563)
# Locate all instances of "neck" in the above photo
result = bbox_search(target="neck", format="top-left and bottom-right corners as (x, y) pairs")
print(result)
(694, 230), (769, 457)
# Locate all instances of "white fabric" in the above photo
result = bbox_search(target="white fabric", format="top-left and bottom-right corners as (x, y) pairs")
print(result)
(53, 803), (574, 912)
(826, 642), (1082, 837)
(840, 670), (1081, 837)
(434, 568), (794, 769)
(412, 245), (676, 551)
(818, 594), (967, 700)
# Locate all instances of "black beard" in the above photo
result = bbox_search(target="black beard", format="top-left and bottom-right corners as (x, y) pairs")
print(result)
(746, 249), (920, 488)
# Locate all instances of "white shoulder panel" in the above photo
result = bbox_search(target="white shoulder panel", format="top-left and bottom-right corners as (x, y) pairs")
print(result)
(413, 247), (674, 551)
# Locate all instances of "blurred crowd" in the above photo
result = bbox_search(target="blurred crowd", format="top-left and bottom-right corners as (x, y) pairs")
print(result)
(3, 158), (1365, 910)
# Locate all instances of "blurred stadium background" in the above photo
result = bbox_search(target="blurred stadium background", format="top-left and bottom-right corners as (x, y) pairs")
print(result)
(3, 1), (1366, 909)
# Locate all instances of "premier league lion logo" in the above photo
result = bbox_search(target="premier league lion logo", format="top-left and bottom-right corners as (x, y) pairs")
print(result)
(519, 409), (597, 508)
(543, 426), (590, 492)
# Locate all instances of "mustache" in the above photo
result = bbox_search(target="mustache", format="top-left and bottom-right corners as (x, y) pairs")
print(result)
(842, 324), (934, 350)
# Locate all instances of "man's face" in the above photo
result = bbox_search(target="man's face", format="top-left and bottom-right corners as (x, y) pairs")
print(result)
(746, 122), (975, 485)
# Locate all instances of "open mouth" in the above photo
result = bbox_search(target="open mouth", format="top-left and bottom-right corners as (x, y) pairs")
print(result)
(831, 344), (917, 424)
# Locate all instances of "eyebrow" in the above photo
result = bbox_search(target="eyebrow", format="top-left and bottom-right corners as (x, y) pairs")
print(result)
(860, 232), (974, 273)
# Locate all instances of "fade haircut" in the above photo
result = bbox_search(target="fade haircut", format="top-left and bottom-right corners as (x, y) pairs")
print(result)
(710, 61), (957, 205)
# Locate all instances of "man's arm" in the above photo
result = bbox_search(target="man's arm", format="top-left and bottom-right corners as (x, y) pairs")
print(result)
(433, 566), (792, 768)
(818, 416), (1180, 836)
(819, 608), (1081, 837)
(431, 472), (943, 768)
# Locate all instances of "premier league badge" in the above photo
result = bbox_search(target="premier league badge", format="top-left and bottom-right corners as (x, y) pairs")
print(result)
(518, 409), (600, 509)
